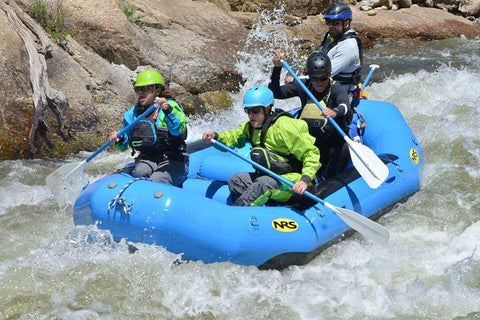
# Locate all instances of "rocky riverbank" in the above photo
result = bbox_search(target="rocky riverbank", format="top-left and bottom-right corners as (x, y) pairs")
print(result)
(1, 0), (479, 159)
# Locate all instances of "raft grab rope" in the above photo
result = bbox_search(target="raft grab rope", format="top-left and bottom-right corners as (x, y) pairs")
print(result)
(107, 178), (147, 216)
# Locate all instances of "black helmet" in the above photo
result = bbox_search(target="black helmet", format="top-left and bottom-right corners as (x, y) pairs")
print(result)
(306, 52), (332, 75)
(324, 2), (353, 21)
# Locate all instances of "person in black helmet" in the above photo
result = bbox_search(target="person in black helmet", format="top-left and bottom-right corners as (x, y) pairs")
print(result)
(318, 2), (363, 104)
(269, 50), (352, 178)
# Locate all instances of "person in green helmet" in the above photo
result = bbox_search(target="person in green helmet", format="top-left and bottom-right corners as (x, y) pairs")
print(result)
(202, 85), (320, 207)
(109, 69), (189, 186)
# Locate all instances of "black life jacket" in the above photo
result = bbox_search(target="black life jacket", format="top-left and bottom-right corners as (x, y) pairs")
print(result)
(320, 30), (363, 85)
(130, 103), (187, 160)
(300, 81), (352, 141)
(249, 110), (303, 175)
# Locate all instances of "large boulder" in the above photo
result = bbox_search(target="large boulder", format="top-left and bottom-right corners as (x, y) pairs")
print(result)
(1, 0), (248, 159)
(261, 5), (480, 54)
(458, 0), (480, 17)
(0, 5), (32, 159)
(224, 0), (480, 18)
(224, 0), (327, 16)
(352, 5), (480, 45)
(53, 0), (246, 93)
(0, 0), (479, 160)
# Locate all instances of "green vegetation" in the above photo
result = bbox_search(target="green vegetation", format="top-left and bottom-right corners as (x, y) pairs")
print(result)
(29, 0), (69, 42)
(117, 0), (142, 26)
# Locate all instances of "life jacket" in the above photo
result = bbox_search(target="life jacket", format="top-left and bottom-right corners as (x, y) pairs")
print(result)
(249, 110), (303, 175)
(320, 30), (363, 86)
(299, 82), (331, 120)
(130, 102), (187, 160)
(297, 81), (351, 139)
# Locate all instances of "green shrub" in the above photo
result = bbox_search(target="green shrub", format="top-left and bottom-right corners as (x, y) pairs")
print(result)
(117, 0), (142, 26)
(29, 0), (69, 42)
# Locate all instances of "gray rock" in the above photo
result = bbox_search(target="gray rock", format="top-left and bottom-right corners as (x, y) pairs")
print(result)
(1, 0), (480, 159)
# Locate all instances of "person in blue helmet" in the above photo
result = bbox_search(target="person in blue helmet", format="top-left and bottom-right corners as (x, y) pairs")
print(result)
(202, 86), (320, 207)
(109, 70), (189, 186)
(274, 3), (365, 147)
(318, 2), (363, 103)
(319, 3), (366, 144)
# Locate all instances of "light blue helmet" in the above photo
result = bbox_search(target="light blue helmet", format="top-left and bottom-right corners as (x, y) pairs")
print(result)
(243, 85), (274, 108)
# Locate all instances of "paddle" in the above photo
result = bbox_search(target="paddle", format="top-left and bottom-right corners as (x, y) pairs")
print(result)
(46, 103), (158, 191)
(211, 139), (389, 244)
(361, 64), (379, 94)
(281, 60), (389, 189)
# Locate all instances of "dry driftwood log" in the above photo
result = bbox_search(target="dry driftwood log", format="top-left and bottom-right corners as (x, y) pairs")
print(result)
(0, 0), (70, 153)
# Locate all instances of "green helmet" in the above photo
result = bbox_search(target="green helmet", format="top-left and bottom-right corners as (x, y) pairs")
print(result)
(135, 70), (164, 87)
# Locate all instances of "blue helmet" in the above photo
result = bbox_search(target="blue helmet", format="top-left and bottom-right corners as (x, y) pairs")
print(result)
(243, 86), (274, 108)
(324, 2), (352, 21)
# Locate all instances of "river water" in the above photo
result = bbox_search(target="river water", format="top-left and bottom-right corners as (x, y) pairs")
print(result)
(0, 16), (479, 320)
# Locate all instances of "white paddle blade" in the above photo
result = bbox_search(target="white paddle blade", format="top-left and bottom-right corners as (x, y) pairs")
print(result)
(346, 137), (389, 189)
(46, 160), (88, 206)
(325, 202), (390, 245)
(46, 160), (86, 191)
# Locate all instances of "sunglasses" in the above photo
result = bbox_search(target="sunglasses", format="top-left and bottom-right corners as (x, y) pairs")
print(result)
(309, 75), (329, 82)
(244, 106), (262, 114)
(134, 85), (154, 94)
(325, 19), (342, 27)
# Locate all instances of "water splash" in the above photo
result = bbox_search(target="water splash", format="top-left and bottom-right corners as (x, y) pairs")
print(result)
(188, 6), (305, 139)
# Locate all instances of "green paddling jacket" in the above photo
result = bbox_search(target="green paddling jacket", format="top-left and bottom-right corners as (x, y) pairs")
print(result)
(217, 115), (321, 188)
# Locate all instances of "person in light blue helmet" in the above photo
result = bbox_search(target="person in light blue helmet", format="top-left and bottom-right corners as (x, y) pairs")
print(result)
(202, 86), (320, 206)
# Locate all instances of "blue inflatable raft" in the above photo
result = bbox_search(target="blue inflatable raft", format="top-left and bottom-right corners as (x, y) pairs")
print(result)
(73, 99), (423, 269)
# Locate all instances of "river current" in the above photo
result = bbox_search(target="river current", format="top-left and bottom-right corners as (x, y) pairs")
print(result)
(0, 16), (479, 320)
